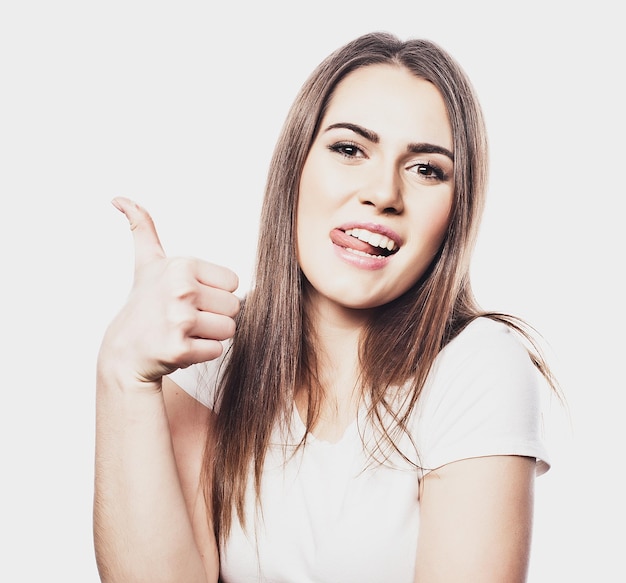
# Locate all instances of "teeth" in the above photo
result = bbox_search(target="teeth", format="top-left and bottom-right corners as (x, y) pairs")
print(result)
(345, 247), (387, 258)
(345, 228), (398, 251)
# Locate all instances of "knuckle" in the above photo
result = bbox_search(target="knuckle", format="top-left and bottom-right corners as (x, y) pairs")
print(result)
(165, 302), (197, 332)
(173, 284), (198, 303)
(169, 255), (195, 271)
(164, 335), (194, 364)
(164, 256), (195, 278)
(163, 258), (198, 301)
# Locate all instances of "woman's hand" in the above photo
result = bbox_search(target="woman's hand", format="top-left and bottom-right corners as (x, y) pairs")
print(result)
(94, 198), (229, 582)
(99, 197), (240, 391)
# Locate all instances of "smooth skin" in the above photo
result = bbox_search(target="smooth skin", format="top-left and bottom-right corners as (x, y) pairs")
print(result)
(297, 64), (455, 311)
(95, 64), (537, 582)
(94, 200), (535, 583)
(94, 197), (238, 582)
(415, 456), (535, 582)
(295, 64), (537, 582)
(294, 64), (456, 441)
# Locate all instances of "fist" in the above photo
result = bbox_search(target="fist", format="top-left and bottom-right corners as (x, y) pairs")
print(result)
(99, 197), (240, 387)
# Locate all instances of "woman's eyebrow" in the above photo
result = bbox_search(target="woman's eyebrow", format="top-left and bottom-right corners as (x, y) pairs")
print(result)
(324, 122), (454, 162)
(407, 142), (454, 162)
(324, 122), (379, 143)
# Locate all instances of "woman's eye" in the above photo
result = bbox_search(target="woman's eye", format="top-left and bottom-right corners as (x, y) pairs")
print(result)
(409, 162), (446, 181)
(328, 142), (364, 159)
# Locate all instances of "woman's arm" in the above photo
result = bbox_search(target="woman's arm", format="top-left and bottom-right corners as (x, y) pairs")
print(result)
(94, 376), (216, 583)
(414, 455), (536, 583)
(162, 376), (220, 578)
(93, 198), (238, 582)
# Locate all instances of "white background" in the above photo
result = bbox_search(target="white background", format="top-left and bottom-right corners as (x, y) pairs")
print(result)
(1, 1), (623, 581)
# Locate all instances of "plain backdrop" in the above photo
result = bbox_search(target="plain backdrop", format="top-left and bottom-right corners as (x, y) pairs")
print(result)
(1, 1), (623, 581)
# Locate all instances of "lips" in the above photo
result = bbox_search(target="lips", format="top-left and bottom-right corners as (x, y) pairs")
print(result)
(330, 226), (400, 257)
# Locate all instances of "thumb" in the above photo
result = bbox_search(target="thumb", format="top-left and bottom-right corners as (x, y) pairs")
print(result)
(111, 197), (166, 269)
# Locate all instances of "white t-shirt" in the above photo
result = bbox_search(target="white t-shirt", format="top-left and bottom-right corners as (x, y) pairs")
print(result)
(169, 317), (550, 583)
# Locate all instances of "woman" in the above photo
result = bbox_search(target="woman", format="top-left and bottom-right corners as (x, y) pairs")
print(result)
(94, 32), (558, 582)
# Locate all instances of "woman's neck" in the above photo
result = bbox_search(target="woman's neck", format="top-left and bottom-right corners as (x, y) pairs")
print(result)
(297, 292), (372, 441)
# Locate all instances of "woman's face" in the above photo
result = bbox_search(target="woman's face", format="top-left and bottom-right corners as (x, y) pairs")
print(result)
(296, 63), (455, 312)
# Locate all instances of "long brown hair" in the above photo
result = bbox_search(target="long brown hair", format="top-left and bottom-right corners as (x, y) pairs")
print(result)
(208, 32), (560, 542)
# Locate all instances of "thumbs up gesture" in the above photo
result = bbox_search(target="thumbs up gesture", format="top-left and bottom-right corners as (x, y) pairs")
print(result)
(98, 197), (240, 389)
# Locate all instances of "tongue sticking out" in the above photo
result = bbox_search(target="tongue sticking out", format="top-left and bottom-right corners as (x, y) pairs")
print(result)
(330, 228), (393, 256)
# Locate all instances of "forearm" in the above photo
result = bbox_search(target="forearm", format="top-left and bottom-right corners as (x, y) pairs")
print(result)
(93, 374), (211, 583)
(93, 197), (236, 582)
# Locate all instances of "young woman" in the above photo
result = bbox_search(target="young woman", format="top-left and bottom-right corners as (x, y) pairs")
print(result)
(94, 32), (558, 582)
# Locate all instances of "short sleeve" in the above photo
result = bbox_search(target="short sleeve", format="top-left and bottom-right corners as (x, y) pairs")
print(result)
(167, 344), (230, 409)
(413, 318), (551, 477)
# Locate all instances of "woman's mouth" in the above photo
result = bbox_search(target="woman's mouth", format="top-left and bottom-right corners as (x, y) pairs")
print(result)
(330, 227), (399, 258)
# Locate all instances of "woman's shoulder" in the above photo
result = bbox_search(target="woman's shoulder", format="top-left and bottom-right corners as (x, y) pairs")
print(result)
(421, 315), (544, 422)
(415, 316), (551, 475)
(438, 316), (531, 369)
(450, 314), (522, 344)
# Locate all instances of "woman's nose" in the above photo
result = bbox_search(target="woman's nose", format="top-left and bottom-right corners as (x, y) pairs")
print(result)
(357, 163), (404, 214)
